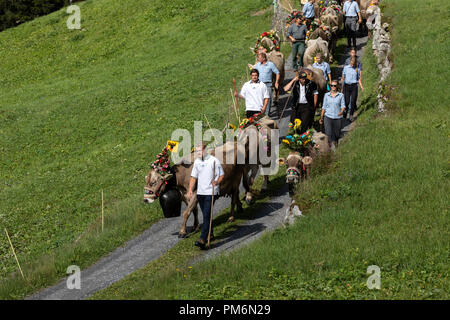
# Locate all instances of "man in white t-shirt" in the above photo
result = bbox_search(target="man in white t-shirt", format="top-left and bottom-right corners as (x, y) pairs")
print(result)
(234, 69), (270, 118)
(187, 142), (225, 249)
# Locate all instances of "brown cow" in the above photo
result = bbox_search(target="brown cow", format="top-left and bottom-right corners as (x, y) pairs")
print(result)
(278, 131), (330, 196)
(144, 141), (249, 237)
(239, 116), (279, 202)
(303, 37), (330, 67)
(278, 152), (313, 196)
(251, 36), (285, 107)
(307, 25), (336, 62)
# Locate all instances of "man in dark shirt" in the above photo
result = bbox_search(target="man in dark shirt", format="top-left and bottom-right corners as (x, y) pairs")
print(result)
(286, 16), (308, 70)
(284, 71), (319, 134)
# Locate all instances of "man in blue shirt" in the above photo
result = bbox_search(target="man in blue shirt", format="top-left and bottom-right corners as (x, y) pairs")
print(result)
(312, 52), (331, 86)
(302, 0), (316, 26)
(343, 0), (362, 48)
(254, 52), (280, 115)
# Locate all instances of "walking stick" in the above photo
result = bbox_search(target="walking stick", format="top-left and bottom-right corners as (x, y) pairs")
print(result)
(277, 84), (295, 126)
(233, 79), (241, 123)
(207, 161), (216, 248)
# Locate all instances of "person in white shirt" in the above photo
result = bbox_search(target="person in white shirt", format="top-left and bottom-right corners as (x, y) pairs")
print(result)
(235, 69), (270, 118)
(187, 142), (224, 249)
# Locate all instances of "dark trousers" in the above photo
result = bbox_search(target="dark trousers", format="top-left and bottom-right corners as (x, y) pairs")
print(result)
(246, 110), (260, 118)
(291, 103), (313, 134)
(345, 17), (358, 48)
(344, 83), (358, 116)
(324, 116), (342, 143)
(291, 40), (305, 70)
(197, 194), (217, 241)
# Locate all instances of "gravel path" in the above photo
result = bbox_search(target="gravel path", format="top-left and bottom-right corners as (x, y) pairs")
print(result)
(28, 28), (368, 302)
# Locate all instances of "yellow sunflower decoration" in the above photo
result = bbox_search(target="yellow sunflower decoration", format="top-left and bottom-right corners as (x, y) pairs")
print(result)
(167, 140), (179, 153)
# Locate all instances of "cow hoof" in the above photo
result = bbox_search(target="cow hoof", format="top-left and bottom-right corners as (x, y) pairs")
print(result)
(227, 216), (235, 223)
(178, 232), (188, 238)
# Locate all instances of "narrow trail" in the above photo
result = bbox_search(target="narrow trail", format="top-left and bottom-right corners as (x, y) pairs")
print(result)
(29, 27), (368, 302)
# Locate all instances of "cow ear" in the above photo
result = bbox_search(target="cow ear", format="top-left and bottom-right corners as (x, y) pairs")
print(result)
(278, 158), (286, 165)
(302, 156), (313, 165)
(332, 26), (338, 33)
(162, 172), (173, 181)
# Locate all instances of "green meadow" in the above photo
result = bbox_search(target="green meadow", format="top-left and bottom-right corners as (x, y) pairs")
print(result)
(0, 0), (274, 298)
(92, 0), (449, 299)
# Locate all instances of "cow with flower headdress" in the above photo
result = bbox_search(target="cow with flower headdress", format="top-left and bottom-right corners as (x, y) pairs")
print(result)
(279, 122), (330, 195)
(319, 2), (344, 62)
(236, 113), (279, 203)
(248, 30), (285, 108)
(143, 142), (252, 238)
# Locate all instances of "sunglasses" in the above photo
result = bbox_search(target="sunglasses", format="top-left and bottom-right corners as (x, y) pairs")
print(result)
(330, 84), (337, 87)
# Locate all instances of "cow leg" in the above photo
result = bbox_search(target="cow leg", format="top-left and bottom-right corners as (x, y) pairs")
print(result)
(261, 175), (269, 191)
(228, 193), (236, 223)
(178, 194), (197, 238)
(192, 206), (200, 232)
(236, 189), (244, 213)
(243, 166), (255, 204)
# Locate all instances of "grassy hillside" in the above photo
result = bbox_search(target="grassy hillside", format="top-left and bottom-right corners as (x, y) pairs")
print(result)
(0, 0), (273, 298)
(92, 0), (449, 299)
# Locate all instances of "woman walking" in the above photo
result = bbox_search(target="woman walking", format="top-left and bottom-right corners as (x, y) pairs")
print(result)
(341, 57), (364, 121)
(319, 80), (346, 149)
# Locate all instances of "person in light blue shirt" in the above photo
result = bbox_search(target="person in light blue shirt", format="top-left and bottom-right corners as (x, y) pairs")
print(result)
(343, 0), (362, 48)
(341, 57), (364, 121)
(302, 0), (316, 26)
(254, 52), (280, 115)
(320, 80), (345, 147)
(312, 52), (331, 85)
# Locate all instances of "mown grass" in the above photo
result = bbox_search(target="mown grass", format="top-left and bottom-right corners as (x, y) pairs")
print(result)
(0, 0), (274, 299)
(91, 0), (449, 299)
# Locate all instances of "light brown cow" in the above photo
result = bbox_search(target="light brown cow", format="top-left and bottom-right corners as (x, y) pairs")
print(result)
(356, 0), (373, 20)
(307, 25), (336, 62)
(144, 141), (249, 237)
(239, 116), (278, 202)
(278, 152), (313, 196)
(298, 66), (327, 99)
(312, 131), (331, 154)
(251, 37), (285, 105)
(278, 131), (330, 196)
(303, 37), (330, 67)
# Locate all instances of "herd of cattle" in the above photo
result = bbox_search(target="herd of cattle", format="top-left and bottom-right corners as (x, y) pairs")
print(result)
(142, 0), (366, 236)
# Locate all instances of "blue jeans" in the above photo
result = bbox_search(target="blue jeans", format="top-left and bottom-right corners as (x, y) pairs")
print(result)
(197, 194), (217, 241)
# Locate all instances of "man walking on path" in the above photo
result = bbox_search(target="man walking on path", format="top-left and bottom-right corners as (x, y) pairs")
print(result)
(343, 0), (362, 48)
(235, 69), (270, 118)
(287, 15), (308, 71)
(302, 0), (316, 27)
(284, 71), (318, 134)
(254, 52), (280, 115)
(187, 142), (225, 250)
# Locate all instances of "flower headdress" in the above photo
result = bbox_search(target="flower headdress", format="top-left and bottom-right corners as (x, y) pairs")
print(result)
(253, 30), (281, 54)
(151, 146), (171, 176)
